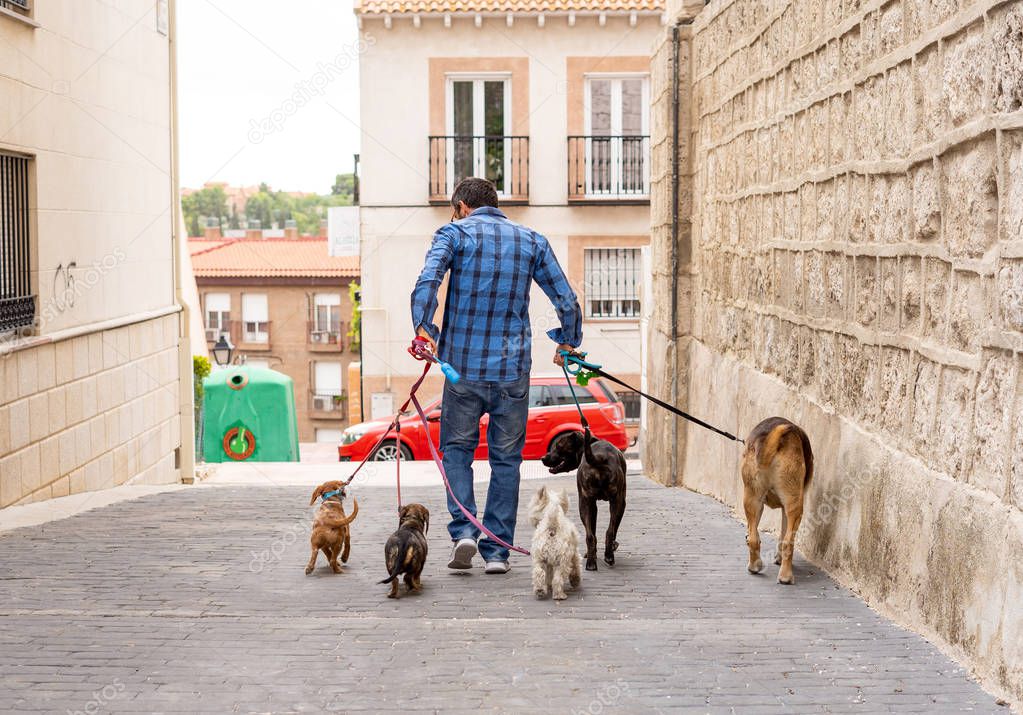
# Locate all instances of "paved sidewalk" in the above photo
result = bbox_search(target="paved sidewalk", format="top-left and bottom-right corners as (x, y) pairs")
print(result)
(0, 475), (1002, 713)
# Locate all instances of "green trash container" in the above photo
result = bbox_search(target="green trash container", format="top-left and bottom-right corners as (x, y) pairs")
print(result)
(202, 366), (300, 463)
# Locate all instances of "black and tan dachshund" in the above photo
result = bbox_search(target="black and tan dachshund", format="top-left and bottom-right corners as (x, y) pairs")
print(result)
(542, 431), (627, 571)
(378, 503), (430, 599)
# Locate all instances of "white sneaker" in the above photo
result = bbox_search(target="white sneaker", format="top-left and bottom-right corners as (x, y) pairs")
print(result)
(447, 538), (477, 569)
(484, 560), (510, 574)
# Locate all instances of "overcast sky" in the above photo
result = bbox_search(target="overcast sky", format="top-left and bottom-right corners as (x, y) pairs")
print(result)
(177, 1), (362, 194)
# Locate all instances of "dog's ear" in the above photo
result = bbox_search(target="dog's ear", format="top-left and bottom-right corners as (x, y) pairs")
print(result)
(309, 483), (326, 506)
(557, 489), (570, 513)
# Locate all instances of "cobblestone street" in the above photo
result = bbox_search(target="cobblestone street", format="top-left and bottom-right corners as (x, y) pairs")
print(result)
(0, 473), (1002, 713)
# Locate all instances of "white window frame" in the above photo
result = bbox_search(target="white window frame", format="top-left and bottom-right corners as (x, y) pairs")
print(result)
(204, 293), (231, 341)
(312, 293), (342, 336)
(445, 73), (512, 196)
(241, 293), (269, 344)
(583, 74), (651, 198)
(314, 361), (344, 397)
(583, 247), (642, 320)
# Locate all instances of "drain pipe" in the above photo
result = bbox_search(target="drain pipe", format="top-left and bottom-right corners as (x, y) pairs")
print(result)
(669, 23), (681, 488)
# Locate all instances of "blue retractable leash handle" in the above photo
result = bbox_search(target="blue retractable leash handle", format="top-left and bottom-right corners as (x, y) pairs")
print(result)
(437, 360), (460, 384)
(409, 337), (461, 383)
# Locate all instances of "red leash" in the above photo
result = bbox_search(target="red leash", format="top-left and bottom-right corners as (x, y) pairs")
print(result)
(341, 340), (530, 556)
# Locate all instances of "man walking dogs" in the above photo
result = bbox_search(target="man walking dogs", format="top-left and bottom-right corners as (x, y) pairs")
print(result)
(411, 177), (583, 574)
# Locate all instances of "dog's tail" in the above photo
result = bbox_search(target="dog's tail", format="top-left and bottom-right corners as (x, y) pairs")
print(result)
(377, 541), (410, 584)
(759, 421), (813, 486)
(341, 498), (359, 526)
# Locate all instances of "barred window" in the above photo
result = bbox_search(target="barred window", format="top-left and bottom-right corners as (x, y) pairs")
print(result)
(0, 0), (32, 17)
(584, 248), (641, 318)
(0, 151), (35, 334)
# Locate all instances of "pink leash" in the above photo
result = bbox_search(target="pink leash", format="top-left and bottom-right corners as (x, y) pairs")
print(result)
(410, 391), (529, 556)
(341, 347), (530, 556)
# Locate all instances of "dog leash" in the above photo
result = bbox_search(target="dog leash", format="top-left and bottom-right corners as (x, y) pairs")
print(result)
(559, 350), (745, 445)
(339, 339), (530, 556)
(559, 356), (591, 439)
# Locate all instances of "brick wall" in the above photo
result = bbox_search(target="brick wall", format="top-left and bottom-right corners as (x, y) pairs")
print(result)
(650, 0), (1023, 701)
(0, 314), (182, 507)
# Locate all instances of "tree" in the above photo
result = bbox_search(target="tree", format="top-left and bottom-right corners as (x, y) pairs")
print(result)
(332, 173), (355, 197)
(347, 282), (361, 354)
(181, 186), (229, 237)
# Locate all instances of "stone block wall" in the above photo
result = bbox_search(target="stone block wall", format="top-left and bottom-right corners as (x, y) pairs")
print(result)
(649, 0), (1023, 701)
(0, 313), (182, 507)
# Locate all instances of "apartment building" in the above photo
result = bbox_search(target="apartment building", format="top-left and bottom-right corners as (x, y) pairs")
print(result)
(355, 0), (663, 437)
(190, 230), (360, 443)
(0, 0), (190, 507)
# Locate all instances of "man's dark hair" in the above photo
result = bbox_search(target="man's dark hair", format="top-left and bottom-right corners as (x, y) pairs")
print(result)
(451, 177), (499, 210)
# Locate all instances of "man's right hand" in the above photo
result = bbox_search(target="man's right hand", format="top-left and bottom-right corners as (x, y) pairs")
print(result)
(416, 327), (437, 353)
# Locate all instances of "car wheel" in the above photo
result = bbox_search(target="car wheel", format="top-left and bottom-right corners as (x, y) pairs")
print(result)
(371, 441), (413, 461)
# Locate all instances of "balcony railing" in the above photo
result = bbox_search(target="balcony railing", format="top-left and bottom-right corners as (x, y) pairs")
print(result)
(567, 135), (650, 202)
(309, 392), (348, 419)
(429, 135), (528, 204)
(0, 0), (30, 11)
(308, 321), (347, 351)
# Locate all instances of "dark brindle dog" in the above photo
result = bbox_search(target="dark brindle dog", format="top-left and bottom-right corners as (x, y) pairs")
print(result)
(542, 431), (627, 571)
(378, 503), (430, 599)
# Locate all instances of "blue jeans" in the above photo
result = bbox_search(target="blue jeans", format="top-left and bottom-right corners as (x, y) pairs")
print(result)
(439, 373), (529, 562)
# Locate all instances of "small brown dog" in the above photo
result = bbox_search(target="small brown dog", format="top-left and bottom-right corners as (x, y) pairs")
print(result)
(305, 481), (359, 575)
(378, 503), (429, 599)
(741, 417), (814, 584)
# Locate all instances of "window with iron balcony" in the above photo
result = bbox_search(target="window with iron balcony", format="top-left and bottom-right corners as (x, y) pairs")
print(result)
(429, 75), (528, 204)
(568, 75), (650, 203)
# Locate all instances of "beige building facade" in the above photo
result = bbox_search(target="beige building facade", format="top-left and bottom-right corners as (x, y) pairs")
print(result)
(355, 0), (663, 433)
(647, 0), (1023, 702)
(190, 232), (360, 444)
(0, 0), (189, 507)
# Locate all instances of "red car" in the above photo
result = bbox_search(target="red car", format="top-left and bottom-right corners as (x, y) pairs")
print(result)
(338, 376), (628, 462)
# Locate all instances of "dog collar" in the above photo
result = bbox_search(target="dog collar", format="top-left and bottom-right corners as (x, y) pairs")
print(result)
(320, 489), (344, 502)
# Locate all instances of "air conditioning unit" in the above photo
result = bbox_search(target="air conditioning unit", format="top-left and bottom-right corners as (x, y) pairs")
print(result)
(205, 328), (220, 342)
(311, 331), (330, 344)
(312, 395), (336, 412)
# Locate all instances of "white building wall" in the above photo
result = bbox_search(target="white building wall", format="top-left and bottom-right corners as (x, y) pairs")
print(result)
(358, 13), (660, 400)
(0, 1), (184, 507)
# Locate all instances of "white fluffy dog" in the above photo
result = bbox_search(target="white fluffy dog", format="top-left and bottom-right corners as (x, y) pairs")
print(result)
(529, 485), (582, 600)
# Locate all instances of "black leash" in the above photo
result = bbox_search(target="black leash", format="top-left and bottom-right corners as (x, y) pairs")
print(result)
(560, 351), (745, 445)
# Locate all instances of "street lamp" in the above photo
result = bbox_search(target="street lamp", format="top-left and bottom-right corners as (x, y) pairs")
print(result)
(212, 335), (234, 367)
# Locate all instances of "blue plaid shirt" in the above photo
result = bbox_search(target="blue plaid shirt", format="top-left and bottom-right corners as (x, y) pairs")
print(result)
(411, 206), (582, 383)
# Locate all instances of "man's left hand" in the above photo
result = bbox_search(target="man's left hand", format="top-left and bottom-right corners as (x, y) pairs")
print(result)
(553, 344), (576, 366)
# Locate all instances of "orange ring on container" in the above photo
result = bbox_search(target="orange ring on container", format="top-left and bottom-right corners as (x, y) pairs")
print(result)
(227, 372), (249, 390)
(223, 427), (256, 460)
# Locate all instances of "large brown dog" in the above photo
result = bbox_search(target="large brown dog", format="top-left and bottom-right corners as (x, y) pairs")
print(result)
(741, 417), (814, 584)
(378, 503), (430, 599)
(305, 480), (359, 575)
